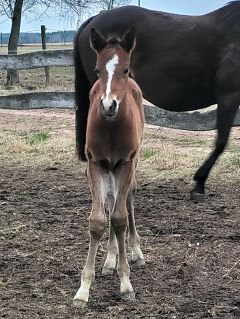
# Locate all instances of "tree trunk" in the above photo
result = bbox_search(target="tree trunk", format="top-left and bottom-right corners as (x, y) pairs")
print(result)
(108, 0), (114, 9)
(6, 0), (24, 86)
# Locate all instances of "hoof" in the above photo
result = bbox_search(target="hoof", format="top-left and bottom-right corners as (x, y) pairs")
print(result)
(132, 258), (145, 267)
(73, 298), (88, 308)
(190, 190), (206, 202)
(102, 267), (115, 275)
(121, 291), (135, 301)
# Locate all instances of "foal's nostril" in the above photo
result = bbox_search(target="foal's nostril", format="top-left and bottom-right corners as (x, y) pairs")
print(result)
(110, 100), (117, 112)
(101, 98), (118, 115)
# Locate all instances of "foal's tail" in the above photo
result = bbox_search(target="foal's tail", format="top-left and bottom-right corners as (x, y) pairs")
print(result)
(74, 16), (95, 161)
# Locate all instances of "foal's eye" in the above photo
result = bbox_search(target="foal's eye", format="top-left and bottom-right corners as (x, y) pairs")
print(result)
(124, 68), (129, 75)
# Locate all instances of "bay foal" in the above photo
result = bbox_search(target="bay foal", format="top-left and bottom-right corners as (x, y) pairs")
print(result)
(74, 28), (145, 306)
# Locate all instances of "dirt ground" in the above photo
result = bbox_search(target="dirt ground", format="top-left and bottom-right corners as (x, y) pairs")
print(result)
(0, 109), (240, 319)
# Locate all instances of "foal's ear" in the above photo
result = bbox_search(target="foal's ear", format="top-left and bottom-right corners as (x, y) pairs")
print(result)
(120, 28), (136, 52)
(90, 28), (107, 52)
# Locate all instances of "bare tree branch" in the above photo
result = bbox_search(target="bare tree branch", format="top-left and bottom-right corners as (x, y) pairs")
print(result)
(95, 0), (130, 10)
(0, 0), (130, 86)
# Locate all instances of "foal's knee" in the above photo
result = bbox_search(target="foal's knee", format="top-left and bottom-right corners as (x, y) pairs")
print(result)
(111, 213), (128, 234)
(89, 213), (106, 239)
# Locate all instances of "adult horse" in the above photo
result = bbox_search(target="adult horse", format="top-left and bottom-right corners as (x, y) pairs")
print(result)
(74, 2), (240, 201)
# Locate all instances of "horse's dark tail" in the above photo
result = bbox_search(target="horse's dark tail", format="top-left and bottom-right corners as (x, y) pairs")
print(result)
(74, 16), (95, 161)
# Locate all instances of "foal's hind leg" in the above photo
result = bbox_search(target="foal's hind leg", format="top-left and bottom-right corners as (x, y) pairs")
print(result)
(191, 95), (239, 201)
(74, 162), (106, 306)
(111, 160), (135, 300)
(127, 177), (145, 266)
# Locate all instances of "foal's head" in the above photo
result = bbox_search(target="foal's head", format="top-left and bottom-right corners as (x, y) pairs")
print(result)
(90, 28), (136, 118)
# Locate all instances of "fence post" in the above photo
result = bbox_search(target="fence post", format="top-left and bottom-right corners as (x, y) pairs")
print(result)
(41, 25), (50, 85)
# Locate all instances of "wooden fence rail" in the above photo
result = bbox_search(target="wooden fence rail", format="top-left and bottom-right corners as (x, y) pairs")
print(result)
(0, 49), (239, 131)
(0, 91), (240, 130)
(0, 49), (73, 70)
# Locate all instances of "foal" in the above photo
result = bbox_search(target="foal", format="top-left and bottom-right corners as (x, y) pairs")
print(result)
(73, 28), (145, 306)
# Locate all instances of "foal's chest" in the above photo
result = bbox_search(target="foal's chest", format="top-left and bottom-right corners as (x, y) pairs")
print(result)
(86, 120), (140, 162)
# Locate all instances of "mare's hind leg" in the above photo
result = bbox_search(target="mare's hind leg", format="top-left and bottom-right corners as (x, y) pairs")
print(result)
(191, 94), (239, 201)
(102, 195), (118, 275)
(127, 177), (145, 266)
(74, 162), (107, 306)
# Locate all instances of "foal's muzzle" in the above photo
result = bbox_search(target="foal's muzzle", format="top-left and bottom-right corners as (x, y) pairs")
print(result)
(101, 98), (118, 118)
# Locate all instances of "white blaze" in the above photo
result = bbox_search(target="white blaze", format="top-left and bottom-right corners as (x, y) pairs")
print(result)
(105, 54), (119, 100)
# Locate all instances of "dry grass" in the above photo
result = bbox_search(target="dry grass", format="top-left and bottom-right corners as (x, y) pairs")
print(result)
(0, 109), (239, 188)
(138, 125), (240, 186)
(0, 43), (73, 54)
(0, 130), (76, 168)
(0, 67), (74, 95)
(0, 109), (239, 319)
(0, 44), (74, 95)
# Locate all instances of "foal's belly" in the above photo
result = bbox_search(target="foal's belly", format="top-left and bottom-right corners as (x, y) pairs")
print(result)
(87, 142), (139, 164)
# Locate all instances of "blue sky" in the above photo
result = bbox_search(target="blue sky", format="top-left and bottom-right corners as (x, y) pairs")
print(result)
(0, 0), (228, 33)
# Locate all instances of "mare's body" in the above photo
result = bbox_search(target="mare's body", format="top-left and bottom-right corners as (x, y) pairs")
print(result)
(74, 2), (240, 200)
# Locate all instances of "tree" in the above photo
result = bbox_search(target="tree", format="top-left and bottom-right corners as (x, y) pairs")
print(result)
(0, 0), (52, 85)
(96, 0), (130, 10)
(56, 0), (95, 29)
(0, 0), (130, 85)
(55, 0), (130, 28)
(3, 0), (24, 85)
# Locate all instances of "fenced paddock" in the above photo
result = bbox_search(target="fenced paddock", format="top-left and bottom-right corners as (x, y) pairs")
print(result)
(0, 49), (240, 318)
(0, 48), (240, 128)
(0, 47), (74, 97)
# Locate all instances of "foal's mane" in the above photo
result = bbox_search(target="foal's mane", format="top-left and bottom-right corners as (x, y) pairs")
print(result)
(106, 36), (122, 47)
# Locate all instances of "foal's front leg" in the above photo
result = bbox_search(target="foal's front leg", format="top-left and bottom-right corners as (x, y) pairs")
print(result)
(73, 162), (106, 306)
(111, 160), (135, 300)
(102, 198), (118, 274)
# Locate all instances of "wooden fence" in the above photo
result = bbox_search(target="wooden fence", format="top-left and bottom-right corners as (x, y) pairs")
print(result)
(0, 49), (240, 130)
(0, 49), (73, 70)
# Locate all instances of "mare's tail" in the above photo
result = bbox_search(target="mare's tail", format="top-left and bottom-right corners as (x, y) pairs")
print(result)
(74, 16), (95, 161)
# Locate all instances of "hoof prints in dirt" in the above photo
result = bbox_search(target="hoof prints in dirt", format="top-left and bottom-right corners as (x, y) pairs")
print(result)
(0, 165), (239, 319)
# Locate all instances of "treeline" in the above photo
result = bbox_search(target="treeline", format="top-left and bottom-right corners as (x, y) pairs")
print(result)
(1, 30), (76, 45)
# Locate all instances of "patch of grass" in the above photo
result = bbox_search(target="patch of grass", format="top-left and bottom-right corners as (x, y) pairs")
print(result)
(171, 136), (206, 147)
(0, 222), (27, 235)
(218, 152), (240, 171)
(24, 131), (51, 145)
(141, 147), (157, 159)
(0, 130), (75, 167)
(227, 153), (240, 166)
(208, 306), (218, 318)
